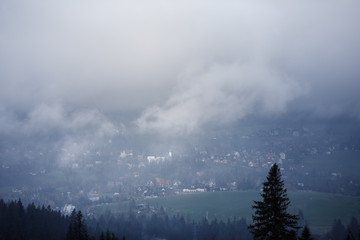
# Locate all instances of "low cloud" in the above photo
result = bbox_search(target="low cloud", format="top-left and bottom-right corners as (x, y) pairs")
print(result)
(0, 0), (359, 138)
(0, 103), (123, 166)
(136, 62), (306, 135)
(19, 103), (119, 136)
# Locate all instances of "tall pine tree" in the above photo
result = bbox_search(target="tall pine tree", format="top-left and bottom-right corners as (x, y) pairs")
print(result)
(249, 163), (299, 240)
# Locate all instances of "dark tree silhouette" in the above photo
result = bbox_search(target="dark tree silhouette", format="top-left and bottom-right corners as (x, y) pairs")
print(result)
(249, 163), (299, 240)
(299, 225), (313, 240)
(66, 210), (89, 240)
(0, 199), (69, 240)
(328, 219), (347, 240)
(347, 217), (359, 240)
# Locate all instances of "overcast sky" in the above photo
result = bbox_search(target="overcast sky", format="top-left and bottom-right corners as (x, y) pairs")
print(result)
(1, 0), (360, 137)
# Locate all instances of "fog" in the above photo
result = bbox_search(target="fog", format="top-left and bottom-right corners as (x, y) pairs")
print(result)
(1, 0), (360, 154)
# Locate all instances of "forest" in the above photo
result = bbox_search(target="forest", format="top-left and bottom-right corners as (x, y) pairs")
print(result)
(0, 197), (358, 239)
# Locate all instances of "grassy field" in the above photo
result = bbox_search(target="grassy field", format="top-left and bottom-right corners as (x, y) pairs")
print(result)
(140, 191), (360, 234)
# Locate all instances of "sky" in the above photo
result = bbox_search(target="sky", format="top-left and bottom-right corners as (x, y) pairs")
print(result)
(1, 0), (360, 140)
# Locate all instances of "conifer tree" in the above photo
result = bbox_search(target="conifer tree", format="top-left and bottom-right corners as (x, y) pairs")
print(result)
(66, 223), (74, 240)
(249, 163), (299, 240)
(299, 225), (313, 240)
(328, 219), (347, 240)
(100, 231), (105, 240)
(66, 210), (89, 240)
(347, 217), (359, 240)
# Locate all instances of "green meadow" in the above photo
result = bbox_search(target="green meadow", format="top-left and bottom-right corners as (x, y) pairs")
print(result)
(141, 191), (360, 234)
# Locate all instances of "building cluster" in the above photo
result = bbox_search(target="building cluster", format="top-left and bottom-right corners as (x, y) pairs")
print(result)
(1, 126), (359, 211)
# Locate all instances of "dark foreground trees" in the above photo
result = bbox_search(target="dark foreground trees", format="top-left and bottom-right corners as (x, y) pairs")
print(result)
(1, 196), (360, 240)
(249, 163), (299, 240)
(0, 199), (69, 240)
(66, 210), (90, 240)
(299, 225), (313, 240)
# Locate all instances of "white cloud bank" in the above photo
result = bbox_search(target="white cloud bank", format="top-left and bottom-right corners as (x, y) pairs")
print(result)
(0, 0), (359, 136)
(137, 62), (306, 134)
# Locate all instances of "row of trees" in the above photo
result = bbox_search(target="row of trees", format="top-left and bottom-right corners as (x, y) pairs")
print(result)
(0, 199), (69, 240)
(0, 197), (250, 240)
(66, 210), (122, 240)
(0, 199), (120, 240)
(86, 211), (251, 240)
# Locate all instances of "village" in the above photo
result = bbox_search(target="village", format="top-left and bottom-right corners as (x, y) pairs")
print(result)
(1, 124), (359, 213)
